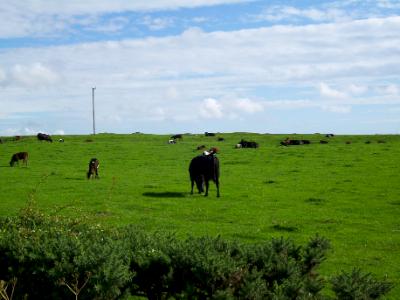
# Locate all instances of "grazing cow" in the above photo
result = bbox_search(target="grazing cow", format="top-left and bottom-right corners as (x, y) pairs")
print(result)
(10, 152), (28, 167)
(37, 133), (53, 142)
(189, 152), (220, 197)
(325, 134), (335, 138)
(280, 138), (311, 146)
(87, 158), (99, 179)
(205, 132), (216, 136)
(238, 139), (259, 148)
(217, 137), (225, 141)
(235, 143), (242, 149)
(171, 134), (183, 140)
(168, 139), (176, 144)
(59, 138), (64, 142)
(320, 140), (328, 144)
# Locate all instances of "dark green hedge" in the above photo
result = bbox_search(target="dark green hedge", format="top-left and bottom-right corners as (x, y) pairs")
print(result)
(0, 206), (392, 299)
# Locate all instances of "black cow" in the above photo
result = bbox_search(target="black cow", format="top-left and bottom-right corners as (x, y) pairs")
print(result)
(205, 132), (216, 136)
(280, 138), (311, 146)
(10, 152), (28, 167)
(217, 137), (225, 141)
(171, 134), (183, 140)
(189, 154), (220, 197)
(238, 139), (259, 148)
(87, 158), (99, 179)
(37, 133), (53, 142)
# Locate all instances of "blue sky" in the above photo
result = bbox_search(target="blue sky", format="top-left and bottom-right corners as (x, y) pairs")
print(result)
(0, 0), (400, 136)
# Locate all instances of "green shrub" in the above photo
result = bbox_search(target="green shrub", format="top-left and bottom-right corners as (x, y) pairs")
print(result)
(0, 206), (393, 299)
(0, 206), (131, 299)
(331, 268), (393, 300)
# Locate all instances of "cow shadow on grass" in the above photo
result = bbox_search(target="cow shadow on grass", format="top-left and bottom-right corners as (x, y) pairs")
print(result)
(142, 192), (186, 198)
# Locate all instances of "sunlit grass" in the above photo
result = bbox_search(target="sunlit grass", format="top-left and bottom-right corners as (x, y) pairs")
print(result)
(1, 132), (399, 298)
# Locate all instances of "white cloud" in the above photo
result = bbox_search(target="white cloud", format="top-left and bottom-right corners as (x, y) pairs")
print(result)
(200, 98), (223, 118)
(385, 84), (399, 95)
(347, 83), (368, 95)
(1, 16), (400, 134)
(319, 83), (347, 99)
(263, 100), (314, 109)
(86, 16), (130, 33)
(9, 63), (59, 88)
(378, 0), (400, 9)
(141, 16), (174, 31)
(0, 1), (252, 38)
(321, 105), (352, 113)
(258, 5), (351, 23)
(232, 98), (264, 113)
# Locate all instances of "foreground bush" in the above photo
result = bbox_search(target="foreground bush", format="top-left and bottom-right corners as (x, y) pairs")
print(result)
(0, 206), (393, 299)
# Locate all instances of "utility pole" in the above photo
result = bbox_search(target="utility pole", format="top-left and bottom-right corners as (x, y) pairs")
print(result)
(92, 87), (96, 135)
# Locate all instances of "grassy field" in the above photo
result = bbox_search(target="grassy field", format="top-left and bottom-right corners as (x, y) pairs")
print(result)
(1, 133), (399, 298)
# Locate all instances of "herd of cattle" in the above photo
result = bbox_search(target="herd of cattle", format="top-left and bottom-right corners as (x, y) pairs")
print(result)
(3, 132), (387, 197)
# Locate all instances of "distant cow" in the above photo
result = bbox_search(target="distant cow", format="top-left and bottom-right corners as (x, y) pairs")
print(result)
(280, 138), (311, 146)
(10, 152), (28, 167)
(189, 153), (220, 197)
(87, 158), (99, 179)
(205, 132), (216, 136)
(168, 139), (176, 144)
(37, 133), (52, 142)
(59, 138), (64, 142)
(325, 134), (335, 138)
(171, 134), (183, 140)
(238, 139), (259, 148)
(217, 137), (225, 141)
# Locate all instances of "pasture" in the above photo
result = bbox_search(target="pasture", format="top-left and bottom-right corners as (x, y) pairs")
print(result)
(1, 133), (399, 298)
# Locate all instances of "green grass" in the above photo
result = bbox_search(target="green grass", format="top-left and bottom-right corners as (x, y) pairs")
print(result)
(1, 133), (400, 298)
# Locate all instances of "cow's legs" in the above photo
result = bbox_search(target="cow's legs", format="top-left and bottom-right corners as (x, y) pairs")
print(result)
(190, 179), (194, 194)
(215, 178), (220, 198)
(204, 180), (209, 197)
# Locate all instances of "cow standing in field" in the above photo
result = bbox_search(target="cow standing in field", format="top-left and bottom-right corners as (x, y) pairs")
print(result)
(238, 139), (259, 148)
(280, 138), (311, 146)
(189, 150), (220, 197)
(37, 133), (53, 142)
(171, 134), (183, 140)
(87, 158), (100, 179)
(10, 152), (28, 167)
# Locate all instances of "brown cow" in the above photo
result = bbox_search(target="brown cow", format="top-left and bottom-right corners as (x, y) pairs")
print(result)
(87, 158), (99, 179)
(10, 152), (28, 167)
